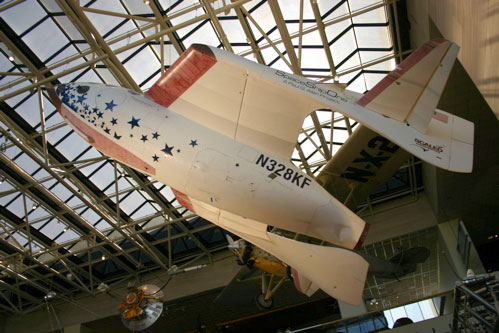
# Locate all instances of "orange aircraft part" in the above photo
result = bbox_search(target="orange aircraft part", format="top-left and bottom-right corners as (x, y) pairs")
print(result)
(118, 288), (145, 320)
(251, 256), (286, 276)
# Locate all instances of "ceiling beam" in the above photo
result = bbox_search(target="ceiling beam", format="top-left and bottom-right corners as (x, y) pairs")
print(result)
(310, 0), (337, 77)
(200, 0), (233, 52)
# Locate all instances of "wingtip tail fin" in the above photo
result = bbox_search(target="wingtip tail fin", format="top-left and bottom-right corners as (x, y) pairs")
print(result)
(357, 39), (459, 134)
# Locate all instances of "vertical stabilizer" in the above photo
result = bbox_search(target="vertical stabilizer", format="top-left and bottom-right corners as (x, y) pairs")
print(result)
(357, 39), (459, 133)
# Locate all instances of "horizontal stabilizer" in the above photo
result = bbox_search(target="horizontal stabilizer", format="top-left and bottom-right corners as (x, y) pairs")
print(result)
(266, 233), (368, 305)
(190, 199), (369, 305)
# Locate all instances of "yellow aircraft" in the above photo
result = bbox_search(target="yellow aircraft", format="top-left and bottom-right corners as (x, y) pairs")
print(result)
(218, 234), (429, 309)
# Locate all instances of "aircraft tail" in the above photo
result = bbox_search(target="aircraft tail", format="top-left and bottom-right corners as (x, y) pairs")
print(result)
(357, 39), (459, 134)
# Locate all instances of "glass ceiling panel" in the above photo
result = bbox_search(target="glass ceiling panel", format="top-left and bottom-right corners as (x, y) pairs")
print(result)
(21, 18), (68, 63)
(10, 152), (39, 175)
(108, 21), (148, 59)
(2, 195), (26, 219)
(291, 23), (322, 45)
(355, 26), (391, 48)
(66, 195), (85, 209)
(121, 0), (152, 14)
(183, 20), (221, 47)
(79, 207), (102, 225)
(322, 0), (350, 19)
(49, 182), (75, 204)
(94, 219), (112, 231)
(130, 203), (158, 220)
(151, 43), (179, 65)
(351, 1), (386, 23)
(331, 29), (357, 65)
(27, 205), (51, 223)
(169, 2), (202, 28)
(360, 50), (393, 65)
(86, 0), (128, 35)
(0, 1), (46, 34)
(218, 18), (246, 43)
(53, 15), (85, 41)
(11, 93), (42, 127)
(46, 123), (71, 146)
(1, 142), (23, 161)
(123, 47), (160, 84)
(346, 70), (367, 93)
(55, 227), (80, 243)
(300, 48), (329, 71)
(53, 130), (91, 161)
(324, 19), (350, 42)
(39, 0), (62, 13)
(278, 0), (314, 20)
(4, 85), (32, 107)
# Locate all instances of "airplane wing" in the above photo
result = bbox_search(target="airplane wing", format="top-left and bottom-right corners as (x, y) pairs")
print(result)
(145, 44), (330, 160)
(315, 125), (410, 211)
(146, 39), (473, 172)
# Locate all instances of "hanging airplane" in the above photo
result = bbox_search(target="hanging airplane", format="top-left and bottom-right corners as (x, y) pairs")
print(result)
(48, 38), (473, 306)
(216, 235), (430, 309)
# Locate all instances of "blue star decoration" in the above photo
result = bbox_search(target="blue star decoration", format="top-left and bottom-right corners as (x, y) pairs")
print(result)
(92, 107), (99, 114)
(140, 135), (148, 142)
(189, 139), (198, 147)
(105, 100), (117, 111)
(97, 111), (104, 119)
(161, 144), (174, 156)
(77, 95), (87, 104)
(104, 127), (110, 134)
(152, 131), (160, 140)
(114, 132), (121, 140)
(152, 154), (159, 162)
(128, 116), (140, 129)
(110, 118), (117, 125)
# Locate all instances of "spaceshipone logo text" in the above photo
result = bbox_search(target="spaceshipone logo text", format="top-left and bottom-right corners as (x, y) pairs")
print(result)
(275, 70), (346, 103)
(413, 138), (444, 153)
(256, 154), (312, 188)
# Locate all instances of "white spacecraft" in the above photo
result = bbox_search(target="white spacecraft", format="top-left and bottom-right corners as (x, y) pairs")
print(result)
(49, 38), (473, 305)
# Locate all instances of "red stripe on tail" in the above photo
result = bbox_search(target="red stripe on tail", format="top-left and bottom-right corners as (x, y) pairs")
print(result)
(291, 268), (303, 293)
(357, 39), (446, 107)
(354, 223), (370, 250)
